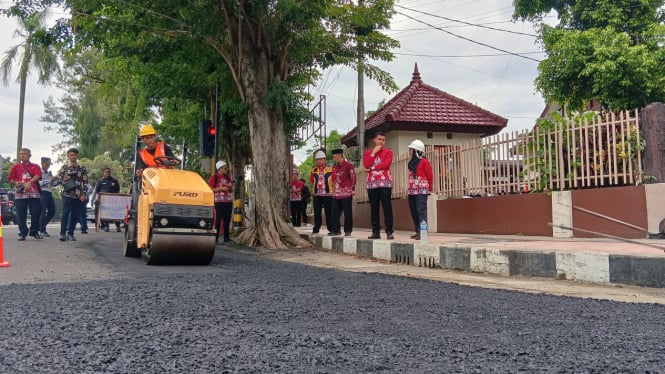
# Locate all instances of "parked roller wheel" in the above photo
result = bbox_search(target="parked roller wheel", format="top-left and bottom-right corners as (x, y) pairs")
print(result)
(123, 217), (140, 257)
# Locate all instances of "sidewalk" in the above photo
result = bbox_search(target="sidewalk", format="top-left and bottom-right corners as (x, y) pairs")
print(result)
(295, 225), (665, 288)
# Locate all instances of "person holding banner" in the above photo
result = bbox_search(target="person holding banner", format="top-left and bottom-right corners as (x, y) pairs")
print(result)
(94, 167), (121, 232)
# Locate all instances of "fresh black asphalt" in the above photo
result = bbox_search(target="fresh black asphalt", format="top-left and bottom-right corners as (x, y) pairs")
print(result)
(1, 239), (664, 373)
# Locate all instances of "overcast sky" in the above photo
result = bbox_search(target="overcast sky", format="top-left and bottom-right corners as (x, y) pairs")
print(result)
(0, 0), (551, 167)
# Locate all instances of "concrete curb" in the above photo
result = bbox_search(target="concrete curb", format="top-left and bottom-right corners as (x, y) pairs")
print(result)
(302, 234), (665, 288)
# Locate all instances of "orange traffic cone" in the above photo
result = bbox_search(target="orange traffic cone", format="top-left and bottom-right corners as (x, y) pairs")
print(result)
(0, 211), (9, 267)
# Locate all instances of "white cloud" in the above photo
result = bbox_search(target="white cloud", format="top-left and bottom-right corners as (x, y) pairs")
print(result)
(0, 13), (66, 168)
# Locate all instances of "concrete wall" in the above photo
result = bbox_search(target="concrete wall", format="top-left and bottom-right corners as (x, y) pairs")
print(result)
(350, 184), (665, 238)
(571, 185), (647, 239)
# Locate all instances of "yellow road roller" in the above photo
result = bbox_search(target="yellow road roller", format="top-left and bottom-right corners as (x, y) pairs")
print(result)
(123, 154), (216, 265)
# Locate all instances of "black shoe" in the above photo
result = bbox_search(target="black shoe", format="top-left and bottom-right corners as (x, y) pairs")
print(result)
(67, 235), (77, 241)
(344, 232), (352, 237)
(368, 233), (380, 239)
(312, 230), (319, 234)
(386, 233), (395, 240)
(59, 235), (66, 242)
(17, 235), (26, 241)
(103, 226), (109, 232)
(411, 234), (420, 240)
(223, 238), (232, 243)
(31, 233), (44, 240)
(81, 231), (88, 234)
(116, 227), (122, 232)
(328, 232), (341, 236)
(42, 232), (50, 237)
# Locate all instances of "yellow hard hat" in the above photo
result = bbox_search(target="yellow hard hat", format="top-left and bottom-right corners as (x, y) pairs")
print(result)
(139, 124), (156, 137)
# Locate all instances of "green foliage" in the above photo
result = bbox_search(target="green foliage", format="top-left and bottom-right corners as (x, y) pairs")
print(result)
(1, 155), (15, 188)
(519, 110), (645, 191)
(297, 130), (343, 177)
(514, 0), (665, 110)
(77, 153), (129, 191)
(4, 0), (399, 246)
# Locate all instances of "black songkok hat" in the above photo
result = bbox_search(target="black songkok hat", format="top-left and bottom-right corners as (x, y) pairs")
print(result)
(331, 148), (344, 155)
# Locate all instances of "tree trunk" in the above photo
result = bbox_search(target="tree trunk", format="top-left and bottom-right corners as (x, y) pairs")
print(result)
(234, 45), (309, 249)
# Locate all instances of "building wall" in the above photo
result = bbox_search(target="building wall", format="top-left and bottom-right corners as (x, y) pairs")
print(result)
(437, 193), (553, 236)
(571, 185), (647, 239)
(350, 184), (664, 239)
(385, 130), (480, 155)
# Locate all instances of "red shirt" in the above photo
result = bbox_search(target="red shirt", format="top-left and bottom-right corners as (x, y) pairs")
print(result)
(209, 173), (233, 203)
(290, 179), (304, 201)
(408, 158), (433, 195)
(363, 147), (393, 189)
(332, 160), (356, 199)
(8, 162), (42, 199)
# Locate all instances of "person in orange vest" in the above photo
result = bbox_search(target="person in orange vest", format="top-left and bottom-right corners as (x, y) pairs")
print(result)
(135, 124), (179, 178)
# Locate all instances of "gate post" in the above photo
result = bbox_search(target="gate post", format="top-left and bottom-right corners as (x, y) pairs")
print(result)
(640, 102), (665, 182)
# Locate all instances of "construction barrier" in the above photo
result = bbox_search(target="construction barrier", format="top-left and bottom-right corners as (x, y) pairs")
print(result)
(0, 210), (9, 267)
(232, 199), (244, 228)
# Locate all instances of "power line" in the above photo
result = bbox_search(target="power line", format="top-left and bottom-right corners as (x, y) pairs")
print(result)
(396, 11), (541, 63)
(396, 4), (536, 37)
(394, 51), (544, 58)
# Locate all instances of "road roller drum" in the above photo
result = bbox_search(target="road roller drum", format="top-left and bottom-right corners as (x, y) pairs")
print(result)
(123, 147), (216, 265)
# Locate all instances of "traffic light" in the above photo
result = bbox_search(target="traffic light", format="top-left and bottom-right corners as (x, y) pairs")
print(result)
(199, 120), (216, 157)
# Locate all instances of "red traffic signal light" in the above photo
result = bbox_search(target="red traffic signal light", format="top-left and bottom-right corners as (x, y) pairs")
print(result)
(199, 120), (216, 157)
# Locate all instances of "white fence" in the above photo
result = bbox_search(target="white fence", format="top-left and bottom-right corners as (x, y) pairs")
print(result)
(353, 109), (643, 202)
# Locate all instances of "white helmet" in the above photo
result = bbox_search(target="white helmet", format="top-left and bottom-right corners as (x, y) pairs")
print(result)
(314, 150), (326, 159)
(216, 160), (227, 170)
(408, 139), (425, 152)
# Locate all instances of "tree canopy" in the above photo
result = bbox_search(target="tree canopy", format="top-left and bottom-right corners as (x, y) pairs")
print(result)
(3, 0), (399, 248)
(513, 0), (665, 110)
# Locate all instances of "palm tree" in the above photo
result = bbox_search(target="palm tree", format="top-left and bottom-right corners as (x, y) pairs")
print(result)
(1, 9), (60, 158)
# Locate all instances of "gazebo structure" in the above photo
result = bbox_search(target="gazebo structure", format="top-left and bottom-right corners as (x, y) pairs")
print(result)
(342, 63), (508, 155)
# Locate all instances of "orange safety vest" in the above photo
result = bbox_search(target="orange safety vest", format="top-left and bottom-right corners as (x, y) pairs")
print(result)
(139, 142), (166, 168)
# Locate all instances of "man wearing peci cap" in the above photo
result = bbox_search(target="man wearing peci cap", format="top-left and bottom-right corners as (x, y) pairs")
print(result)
(329, 148), (356, 236)
(309, 149), (334, 234)
(38, 157), (59, 237)
(209, 160), (233, 243)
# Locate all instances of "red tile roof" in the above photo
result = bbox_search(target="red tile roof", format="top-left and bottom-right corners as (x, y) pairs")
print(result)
(342, 64), (508, 145)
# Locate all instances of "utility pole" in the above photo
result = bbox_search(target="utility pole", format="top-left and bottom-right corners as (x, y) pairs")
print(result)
(356, 0), (366, 161)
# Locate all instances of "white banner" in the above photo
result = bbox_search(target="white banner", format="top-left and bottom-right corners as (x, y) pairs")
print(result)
(98, 193), (132, 221)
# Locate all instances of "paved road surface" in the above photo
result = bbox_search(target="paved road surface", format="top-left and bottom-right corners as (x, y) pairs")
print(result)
(1, 226), (664, 372)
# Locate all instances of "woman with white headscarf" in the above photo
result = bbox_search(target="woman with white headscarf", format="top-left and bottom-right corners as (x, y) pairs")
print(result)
(407, 140), (433, 240)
